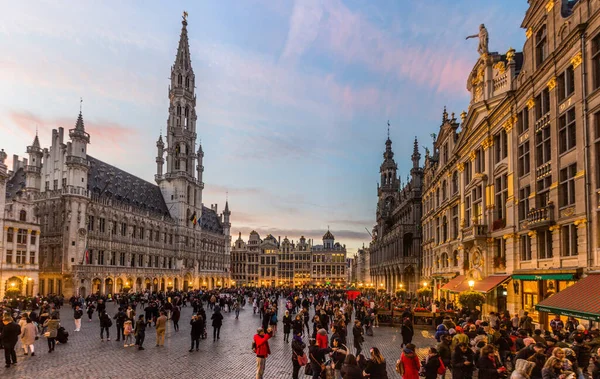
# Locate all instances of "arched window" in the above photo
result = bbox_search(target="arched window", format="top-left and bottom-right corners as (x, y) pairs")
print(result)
(435, 255), (440, 269)
(184, 107), (189, 128)
(178, 74), (182, 86)
(453, 250), (459, 266)
(441, 252), (449, 268)
(185, 76), (190, 89)
(19, 210), (26, 222)
(177, 105), (181, 116)
(442, 216), (448, 242)
(442, 180), (447, 201)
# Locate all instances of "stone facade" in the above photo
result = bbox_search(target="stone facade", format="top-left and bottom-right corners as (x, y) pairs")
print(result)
(369, 136), (423, 293)
(0, 151), (41, 299)
(2, 16), (230, 298)
(422, 0), (600, 327)
(230, 231), (347, 287)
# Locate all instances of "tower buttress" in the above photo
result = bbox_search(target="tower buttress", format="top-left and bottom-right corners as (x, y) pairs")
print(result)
(156, 134), (165, 179)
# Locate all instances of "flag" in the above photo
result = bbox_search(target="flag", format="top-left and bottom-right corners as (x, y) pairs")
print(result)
(189, 211), (197, 226)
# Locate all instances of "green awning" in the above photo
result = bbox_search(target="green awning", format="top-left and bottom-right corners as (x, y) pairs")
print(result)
(535, 305), (600, 322)
(512, 274), (574, 281)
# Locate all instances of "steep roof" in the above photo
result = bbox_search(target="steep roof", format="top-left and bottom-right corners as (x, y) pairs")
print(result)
(87, 156), (170, 217)
(200, 206), (223, 234)
(5, 167), (25, 200)
(323, 230), (335, 240)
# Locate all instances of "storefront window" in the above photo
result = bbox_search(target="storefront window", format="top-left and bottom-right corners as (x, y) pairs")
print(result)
(522, 280), (539, 323)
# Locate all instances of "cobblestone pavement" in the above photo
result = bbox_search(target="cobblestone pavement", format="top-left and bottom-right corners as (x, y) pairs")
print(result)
(4, 300), (436, 379)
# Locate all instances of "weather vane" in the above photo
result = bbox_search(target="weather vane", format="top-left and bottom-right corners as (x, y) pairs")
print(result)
(183, 11), (188, 21)
(80, 97), (83, 113)
(387, 120), (390, 139)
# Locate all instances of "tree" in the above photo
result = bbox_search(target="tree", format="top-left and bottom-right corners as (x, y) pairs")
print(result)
(458, 290), (486, 310)
(416, 287), (432, 297)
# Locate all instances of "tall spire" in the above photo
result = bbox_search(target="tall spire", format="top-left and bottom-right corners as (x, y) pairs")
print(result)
(174, 11), (192, 72)
(75, 111), (85, 131)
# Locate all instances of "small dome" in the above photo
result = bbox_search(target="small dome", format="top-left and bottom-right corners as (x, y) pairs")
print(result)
(323, 230), (335, 240)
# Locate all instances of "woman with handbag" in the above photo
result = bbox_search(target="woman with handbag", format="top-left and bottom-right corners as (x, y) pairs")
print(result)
(42, 314), (60, 353)
(292, 331), (307, 379)
(309, 337), (333, 379)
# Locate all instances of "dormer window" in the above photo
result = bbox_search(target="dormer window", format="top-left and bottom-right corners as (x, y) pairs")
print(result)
(536, 25), (548, 68)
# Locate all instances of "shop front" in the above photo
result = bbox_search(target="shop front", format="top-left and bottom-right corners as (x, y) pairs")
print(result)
(440, 274), (511, 313)
(512, 270), (581, 329)
(535, 273), (600, 328)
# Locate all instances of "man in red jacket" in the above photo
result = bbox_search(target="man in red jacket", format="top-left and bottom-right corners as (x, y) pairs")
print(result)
(253, 327), (273, 379)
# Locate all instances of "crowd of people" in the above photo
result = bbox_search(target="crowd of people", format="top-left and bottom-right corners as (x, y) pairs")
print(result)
(0, 289), (599, 379)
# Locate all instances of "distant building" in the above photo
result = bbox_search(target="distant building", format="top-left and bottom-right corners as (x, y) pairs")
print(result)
(0, 151), (40, 299)
(369, 136), (423, 293)
(230, 230), (347, 287)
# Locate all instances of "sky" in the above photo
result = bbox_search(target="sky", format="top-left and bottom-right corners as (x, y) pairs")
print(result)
(0, 0), (529, 255)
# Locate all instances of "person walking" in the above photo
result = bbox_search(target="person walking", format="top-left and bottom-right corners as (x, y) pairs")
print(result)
(73, 305), (83, 332)
(20, 317), (37, 356)
(253, 327), (273, 379)
(291, 331), (306, 379)
(308, 337), (333, 379)
(398, 346), (421, 379)
(42, 314), (60, 353)
(134, 315), (146, 350)
(353, 320), (364, 356)
(189, 314), (202, 352)
(211, 306), (224, 341)
(1, 314), (20, 368)
(401, 318), (414, 347)
(155, 311), (167, 347)
(123, 319), (134, 347)
(86, 302), (95, 322)
(172, 306), (180, 332)
(283, 311), (292, 343)
(99, 311), (112, 341)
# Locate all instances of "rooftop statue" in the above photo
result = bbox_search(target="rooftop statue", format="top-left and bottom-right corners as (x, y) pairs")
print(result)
(466, 24), (489, 56)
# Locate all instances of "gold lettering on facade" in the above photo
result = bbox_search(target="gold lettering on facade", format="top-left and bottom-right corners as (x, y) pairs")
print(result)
(571, 52), (582, 69)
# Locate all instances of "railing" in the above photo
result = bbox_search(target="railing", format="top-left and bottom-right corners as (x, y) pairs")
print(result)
(527, 203), (554, 228)
(536, 162), (551, 180)
(25, 165), (41, 174)
(66, 155), (89, 167)
(493, 73), (508, 92)
(462, 224), (487, 239)
(34, 185), (90, 200)
(535, 113), (550, 132)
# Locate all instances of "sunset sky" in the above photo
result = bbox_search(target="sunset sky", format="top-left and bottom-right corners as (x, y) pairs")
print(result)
(0, 0), (529, 254)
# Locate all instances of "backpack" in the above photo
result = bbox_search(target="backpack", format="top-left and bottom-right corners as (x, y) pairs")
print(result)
(107, 318), (113, 328)
(437, 358), (446, 375)
(271, 314), (278, 324)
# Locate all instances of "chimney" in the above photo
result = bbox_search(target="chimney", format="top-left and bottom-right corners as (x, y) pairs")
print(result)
(12, 154), (18, 172)
(58, 127), (64, 143)
(278, 236), (281, 244)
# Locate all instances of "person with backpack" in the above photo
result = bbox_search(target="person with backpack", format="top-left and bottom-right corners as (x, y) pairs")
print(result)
(424, 347), (443, 379)
(99, 311), (112, 342)
(253, 327), (273, 379)
(123, 319), (133, 347)
(269, 308), (278, 336)
(113, 307), (127, 342)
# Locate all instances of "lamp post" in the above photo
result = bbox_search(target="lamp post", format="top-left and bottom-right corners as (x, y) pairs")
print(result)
(468, 280), (475, 290)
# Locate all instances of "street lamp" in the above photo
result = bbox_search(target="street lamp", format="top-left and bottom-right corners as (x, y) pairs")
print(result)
(10, 282), (15, 287)
(399, 283), (404, 289)
(423, 281), (428, 287)
(468, 280), (475, 290)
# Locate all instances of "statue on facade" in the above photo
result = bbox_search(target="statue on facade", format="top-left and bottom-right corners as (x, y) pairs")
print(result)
(466, 24), (489, 55)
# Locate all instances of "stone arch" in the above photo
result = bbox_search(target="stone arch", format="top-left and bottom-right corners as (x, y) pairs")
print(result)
(184, 273), (192, 291)
(453, 250), (459, 267)
(92, 278), (102, 294)
(441, 251), (449, 268)
(152, 278), (159, 292)
(173, 277), (179, 290)
(116, 278), (124, 292)
(135, 277), (143, 291)
(403, 233), (413, 257)
(161, 278), (166, 291)
(104, 277), (114, 295)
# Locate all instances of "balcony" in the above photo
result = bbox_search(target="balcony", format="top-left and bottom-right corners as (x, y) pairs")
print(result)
(66, 155), (89, 167)
(462, 223), (488, 241)
(526, 203), (555, 229)
(536, 162), (551, 180)
(534, 113), (550, 132)
(25, 165), (41, 174)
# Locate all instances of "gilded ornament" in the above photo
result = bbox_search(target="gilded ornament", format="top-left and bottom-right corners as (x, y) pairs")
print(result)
(546, 0), (554, 12)
(574, 218), (587, 228)
(457, 163), (465, 172)
(528, 230), (537, 237)
(469, 151), (476, 161)
(526, 28), (533, 39)
(503, 118), (514, 133)
(460, 111), (467, 122)
(506, 47), (516, 62)
(493, 61), (506, 74)
(574, 170), (585, 179)
(571, 52), (582, 69)
(526, 97), (535, 110)
(549, 225), (561, 233)
(547, 77), (557, 91)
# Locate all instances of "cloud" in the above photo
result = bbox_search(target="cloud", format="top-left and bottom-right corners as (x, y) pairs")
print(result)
(232, 226), (370, 243)
(6, 110), (139, 154)
(280, 0), (323, 64)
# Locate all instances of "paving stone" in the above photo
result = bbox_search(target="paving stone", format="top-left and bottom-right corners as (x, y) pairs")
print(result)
(3, 300), (436, 379)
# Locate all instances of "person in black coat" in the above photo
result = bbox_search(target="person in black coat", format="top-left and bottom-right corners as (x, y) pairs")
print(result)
(292, 314), (303, 336)
(211, 307), (224, 341)
(1, 314), (21, 368)
(308, 338), (332, 379)
(401, 318), (414, 347)
(452, 343), (475, 379)
(291, 332), (306, 379)
(341, 353), (364, 379)
(189, 314), (203, 351)
(283, 311), (292, 343)
(99, 311), (111, 341)
(476, 345), (504, 379)
(424, 348), (442, 379)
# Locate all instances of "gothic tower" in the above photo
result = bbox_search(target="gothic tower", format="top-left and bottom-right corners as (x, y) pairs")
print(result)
(410, 137), (422, 189)
(157, 14), (203, 227)
(25, 134), (43, 192)
(377, 131), (399, 229)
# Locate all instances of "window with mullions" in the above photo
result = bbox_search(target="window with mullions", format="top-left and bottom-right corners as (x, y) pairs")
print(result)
(538, 229), (553, 259)
(518, 141), (530, 177)
(536, 126), (551, 166)
(557, 66), (575, 102)
(559, 164), (577, 208)
(495, 175), (508, 220)
(535, 89), (551, 120)
(494, 130), (508, 164)
(536, 25), (548, 68)
(518, 186), (531, 222)
(559, 108), (576, 154)
(593, 34), (600, 90)
(517, 107), (529, 135)
(562, 224), (578, 257)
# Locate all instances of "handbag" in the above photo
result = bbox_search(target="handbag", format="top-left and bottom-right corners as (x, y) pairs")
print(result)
(305, 363), (314, 376)
(396, 358), (405, 374)
(310, 353), (326, 372)
(44, 332), (50, 338)
(294, 351), (308, 366)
